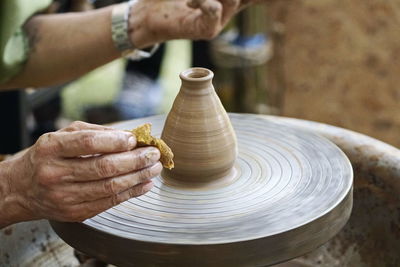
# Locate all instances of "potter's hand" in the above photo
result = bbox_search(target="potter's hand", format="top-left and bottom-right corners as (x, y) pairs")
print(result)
(0, 121), (162, 228)
(129, 0), (240, 48)
(0, 0), (246, 89)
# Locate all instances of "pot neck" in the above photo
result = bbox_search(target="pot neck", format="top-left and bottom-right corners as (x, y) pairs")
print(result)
(179, 68), (214, 94)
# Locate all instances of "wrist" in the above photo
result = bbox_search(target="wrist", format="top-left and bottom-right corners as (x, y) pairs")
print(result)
(111, 0), (160, 60)
(0, 158), (32, 228)
(126, 0), (162, 49)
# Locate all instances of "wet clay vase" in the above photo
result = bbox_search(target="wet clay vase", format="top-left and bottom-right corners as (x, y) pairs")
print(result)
(161, 68), (238, 183)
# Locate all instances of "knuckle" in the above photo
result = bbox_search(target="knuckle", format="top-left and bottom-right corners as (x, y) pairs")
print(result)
(128, 188), (137, 198)
(110, 194), (120, 207)
(138, 167), (153, 180)
(47, 190), (64, 203)
(65, 121), (86, 131)
(137, 162), (162, 181)
(138, 148), (160, 167)
(71, 121), (86, 128)
(115, 133), (130, 148)
(36, 133), (59, 155)
(95, 157), (117, 178)
(103, 178), (118, 195)
(36, 166), (57, 186)
(81, 133), (96, 150)
(128, 184), (150, 198)
(62, 195), (76, 204)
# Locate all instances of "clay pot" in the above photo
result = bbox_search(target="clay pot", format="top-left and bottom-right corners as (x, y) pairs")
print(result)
(161, 68), (238, 183)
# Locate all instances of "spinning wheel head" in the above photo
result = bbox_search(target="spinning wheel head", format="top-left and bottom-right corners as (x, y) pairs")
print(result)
(51, 114), (353, 267)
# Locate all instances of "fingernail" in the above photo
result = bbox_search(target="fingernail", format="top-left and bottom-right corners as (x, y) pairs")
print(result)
(145, 148), (160, 162)
(151, 162), (163, 175)
(128, 136), (136, 148)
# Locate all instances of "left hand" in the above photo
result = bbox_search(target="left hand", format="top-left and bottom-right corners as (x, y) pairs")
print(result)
(128, 0), (241, 48)
(0, 121), (161, 228)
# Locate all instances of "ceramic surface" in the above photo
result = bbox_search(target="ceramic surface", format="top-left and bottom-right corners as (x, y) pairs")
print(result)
(50, 114), (353, 267)
(161, 68), (238, 183)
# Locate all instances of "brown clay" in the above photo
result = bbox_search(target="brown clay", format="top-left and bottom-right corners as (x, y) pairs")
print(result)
(161, 67), (238, 183)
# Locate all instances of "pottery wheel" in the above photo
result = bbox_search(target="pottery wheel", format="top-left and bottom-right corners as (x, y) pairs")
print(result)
(51, 114), (353, 267)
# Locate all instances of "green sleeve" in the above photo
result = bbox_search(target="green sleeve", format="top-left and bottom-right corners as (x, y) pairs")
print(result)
(0, 0), (51, 84)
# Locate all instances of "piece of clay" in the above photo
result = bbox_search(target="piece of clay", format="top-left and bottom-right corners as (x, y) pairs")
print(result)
(129, 123), (174, 169)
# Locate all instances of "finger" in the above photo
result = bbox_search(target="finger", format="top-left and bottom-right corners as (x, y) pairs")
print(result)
(187, 0), (205, 8)
(189, 0), (222, 20)
(59, 121), (113, 132)
(219, 0), (240, 25)
(66, 162), (162, 203)
(52, 130), (136, 157)
(64, 147), (161, 181)
(68, 180), (154, 221)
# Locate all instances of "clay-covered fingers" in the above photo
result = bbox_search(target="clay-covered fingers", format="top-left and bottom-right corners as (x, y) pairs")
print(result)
(36, 130), (136, 158)
(58, 121), (113, 132)
(65, 147), (161, 182)
(67, 161), (162, 203)
(59, 180), (154, 222)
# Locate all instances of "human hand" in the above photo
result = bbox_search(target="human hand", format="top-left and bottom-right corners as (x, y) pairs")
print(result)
(128, 0), (241, 48)
(0, 121), (161, 227)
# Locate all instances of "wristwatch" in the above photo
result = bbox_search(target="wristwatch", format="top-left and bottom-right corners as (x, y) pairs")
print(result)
(111, 0), (159, 61)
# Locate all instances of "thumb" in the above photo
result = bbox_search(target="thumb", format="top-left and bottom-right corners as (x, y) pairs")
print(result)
(187, 0), (222, 21)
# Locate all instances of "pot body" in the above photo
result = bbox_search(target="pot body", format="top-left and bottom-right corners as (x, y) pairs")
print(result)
(161, 68), (237, 182)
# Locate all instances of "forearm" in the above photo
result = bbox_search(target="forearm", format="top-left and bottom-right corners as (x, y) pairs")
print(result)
(0, 158), (31, 229)
(1, 7), (120, 89)
(0, 0), (243, 90)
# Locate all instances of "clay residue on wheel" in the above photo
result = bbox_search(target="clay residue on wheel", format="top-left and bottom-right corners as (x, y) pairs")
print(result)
(129, 123), (174, 169)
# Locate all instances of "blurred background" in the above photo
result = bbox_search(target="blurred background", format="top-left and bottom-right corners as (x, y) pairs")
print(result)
(1, 1), (400, 266)
(1, 0), (399, 156)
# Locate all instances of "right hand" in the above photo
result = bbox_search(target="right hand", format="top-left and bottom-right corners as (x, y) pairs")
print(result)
(1, 121), (162, 226)
(129, 0), (241, 48)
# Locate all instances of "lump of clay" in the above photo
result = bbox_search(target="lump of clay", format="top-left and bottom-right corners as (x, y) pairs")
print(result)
(129, 123), (174, 169)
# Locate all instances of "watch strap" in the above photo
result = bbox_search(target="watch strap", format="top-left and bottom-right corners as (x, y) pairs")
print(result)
(111, 0), (159, 61)
(111, 1), (134, 51)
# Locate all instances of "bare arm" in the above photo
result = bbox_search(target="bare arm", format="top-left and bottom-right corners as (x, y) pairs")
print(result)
(0, 0), (250, 227)
(0, 158), (28, 228)
(1, 7), (119, 89)
(0, 121), (161, 229)
(0, 0), (241, 90)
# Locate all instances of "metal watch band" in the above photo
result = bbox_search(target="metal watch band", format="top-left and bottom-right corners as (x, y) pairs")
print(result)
(111, 0), (159, 61)
(111, 1), (134, 52)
